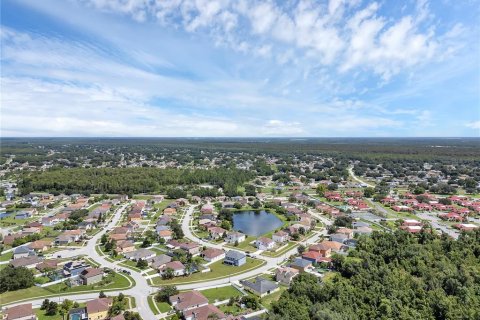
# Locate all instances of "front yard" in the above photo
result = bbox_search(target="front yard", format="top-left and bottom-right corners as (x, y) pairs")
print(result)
(150, 258), (265, 285)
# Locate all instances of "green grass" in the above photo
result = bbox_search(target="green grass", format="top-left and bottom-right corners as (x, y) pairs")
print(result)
(35, 308), (62, 320)
(0, 251), (13, 262)
(200, 285), (244, 303)
(148, 295), (171, 315)
(261, 241), (297, 257)
(151, 258), (265, 286)
(119, 260), (143, 272)
(261, 286), (287, 309)
(0, 273), (133, 306)
(218, 303), (243, 316)
(225, 236), (257, 252)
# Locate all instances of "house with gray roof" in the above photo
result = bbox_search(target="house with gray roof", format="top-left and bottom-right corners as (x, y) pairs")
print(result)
(224, 250), (246, 266)
(240, 276), (279, 297)
(124, 248), (156, 261)
(150, 254), (172, 270)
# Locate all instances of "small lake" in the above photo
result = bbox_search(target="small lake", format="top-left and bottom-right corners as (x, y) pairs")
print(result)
(232, 210), (284, 236)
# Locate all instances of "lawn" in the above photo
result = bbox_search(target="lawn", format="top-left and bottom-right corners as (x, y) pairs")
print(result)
(0, 273), (133, 305)
(119, 260), (143, 272)
(225, 236), (257, 252)
(261, 242), (297, 257)
(200, 285), (244, 303)
(35, 308), (62, 320)
(0, 251), (13, 262)
(218, 303), (244, 316)
(151, 258), (265, 286)
(148, 295), (171, 315)
(261, 286), (287, 309)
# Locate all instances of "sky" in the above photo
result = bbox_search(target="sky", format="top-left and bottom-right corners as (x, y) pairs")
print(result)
(1, 0), (479, 137)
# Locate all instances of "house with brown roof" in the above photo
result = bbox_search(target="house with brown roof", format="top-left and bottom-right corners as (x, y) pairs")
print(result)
(160, 261), (186, 277)
(184, 304), (226, 320)
(157, 229), (173, 241)
(115, 240), (135, 253)
(169, 291), (209, 312)
(163, 208), (177, 216)
(255, 237), (275, 251)
(9, 256), (43, 269)
(127, 213), (142, 221)
(207, 226), (226, 239)
(86, 298), (112, 320)
(79, 268), (104, 285)
(36, 259), (59, 272)
(28, 240), (52, 252)
(201, 248), (225, 262)
(4, 303), (36, 320)
(272, 230), (289, 243)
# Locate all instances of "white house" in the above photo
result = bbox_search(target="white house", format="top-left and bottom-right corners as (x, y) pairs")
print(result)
(226, 231), (246, 244)
(255, 237), (275, 250)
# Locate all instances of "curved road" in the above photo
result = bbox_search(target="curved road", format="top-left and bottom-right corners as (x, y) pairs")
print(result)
(4, 203), (327, 319)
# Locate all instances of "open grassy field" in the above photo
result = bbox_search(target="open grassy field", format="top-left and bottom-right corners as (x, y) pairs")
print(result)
(199, 285), (244, 303)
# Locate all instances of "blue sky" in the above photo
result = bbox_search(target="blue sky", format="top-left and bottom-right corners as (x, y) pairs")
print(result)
(1, 0), (479, 137)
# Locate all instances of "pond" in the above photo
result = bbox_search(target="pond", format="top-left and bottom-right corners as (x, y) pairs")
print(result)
(232, 210), (284, 236)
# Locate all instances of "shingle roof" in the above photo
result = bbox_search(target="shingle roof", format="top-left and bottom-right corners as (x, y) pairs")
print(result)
(241, 277), (278, 294)
(225, 250), (245, 260)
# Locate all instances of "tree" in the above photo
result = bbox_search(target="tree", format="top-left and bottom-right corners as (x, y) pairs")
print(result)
(251, 200), (261, 209)
(316, 184), (327, 197)
(46, 302), (58, 316)
(100, 234), (108, 245)
(233, 202), (242, 209)
(41, 299), (50, 310)
(155, 285), (179, 302)
(162, 268), (175, 280)
(297, 244), (306, 255)
(0, 265), (35, 293)
(99, 291), (106, 298)
(136, 259), (148, 269)
(363, 187), (375, 198)
(241, 295), (259, 310)
(220, 220), (231, 230)
(141, 238), (151, 248)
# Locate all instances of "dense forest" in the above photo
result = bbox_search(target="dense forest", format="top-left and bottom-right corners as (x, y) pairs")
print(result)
(269, 230), (480, 320)
(18, 167), (255, 195)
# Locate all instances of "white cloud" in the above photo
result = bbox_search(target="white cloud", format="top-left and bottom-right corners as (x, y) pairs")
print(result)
(466, 121), (480, 130)
(75, 0), (460, 79)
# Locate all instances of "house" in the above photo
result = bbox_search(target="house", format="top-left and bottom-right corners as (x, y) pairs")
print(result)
(115, 240), (135, 253)
(160, 261), (186, 277)
(241, 277), (279, 297)
(402, 219), (422, 226)
(3, 233), (23, 246)
(68, 307), (88, 320)
(169, 291), (209, 312)
(86, 298), (113, 320)
(336, 227), (354, 239)
(179, 242), (201, 256)
(207, 226), (226, 239)
(127, 213), (142, 221)
(454, 223), (479, 232)
(290, 257), (313, 272)
(272, 231), (289, 243)
(200, 204), (214, 214)
(63, 261), (88, 277)
(226, 231), (245, 244)
(124, 248), (156, 261)
(401, 225), (423, 234)
(157, 229), (173, 241)
(36, 259), (59, 272)
(302, 251), (323, 263)
(275, 266), (299, 285)
(163, 208), (177, 216)
(4, 303), (36, 320)
(184, 304), (226, 320)
(10, 256), (42, 269)
(330, 233), (349, 244)
(41, 217), (60, 227)
(309, 243), (332, 257)
(201, 248), (225, 262)
(150, 254), (172, 270)
(13, 246), (35, 259)
(28, 240), (52, 252)
(80, 268), (104, 285)
(354, 226), (373, 235)
(255, 237), (275, 250)
(224, 250), (246, 266)
(14, 212), (31, 219)
(156, 215), (173, 226)
(21, 227), (41, 236)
